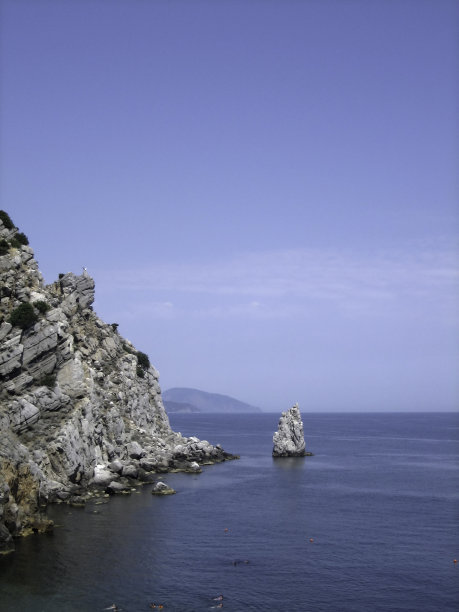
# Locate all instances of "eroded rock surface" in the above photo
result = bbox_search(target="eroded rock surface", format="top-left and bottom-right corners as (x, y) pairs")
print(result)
(272, 403), (308, 457)
(0, 212), (236, 553)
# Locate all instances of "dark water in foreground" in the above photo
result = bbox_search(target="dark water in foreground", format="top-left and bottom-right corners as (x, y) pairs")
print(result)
(0, 412), (458, 612)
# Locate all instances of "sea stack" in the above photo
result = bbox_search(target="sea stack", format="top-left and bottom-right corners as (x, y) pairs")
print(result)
(272, 403), (308, 457)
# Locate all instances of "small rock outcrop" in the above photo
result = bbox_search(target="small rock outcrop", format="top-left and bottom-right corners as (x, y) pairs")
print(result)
(151, 481), (176, 495)
(0, 211), (236, 553)
(272, 403), (310, 457)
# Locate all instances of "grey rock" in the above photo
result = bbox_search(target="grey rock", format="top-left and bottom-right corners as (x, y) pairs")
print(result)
(56, 354), (86, 398)
(272, 403), (307, 457)
(33, 387), (69, 412)
(189, 461), (202, 473)
(126, 441), (144, 459)
(151, 481), (176, 495)
(0, 323), (12, 342)
(106, 481), (131, 495)
(0, 337), (23, 377)
(9, 399), (40, 433)
(121, 464), (138, 478)
(3, 372), (34, 395)
(139, 458), (156, 471)
(91, 465), (114, 486)
(59, 273), (95, 316)
(25, 352), (57, 380)
(22, 323), (58, 367)
(109, 460), (123, 473)
(136, 468), (155, 483)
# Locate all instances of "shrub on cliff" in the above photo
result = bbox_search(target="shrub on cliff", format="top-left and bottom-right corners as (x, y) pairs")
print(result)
(136, 351), (150, 377)
(10, 303), (38, 329)
(0, 239), (9, 256)
(0, 210), (14, 230)
(39, 373), (56, 389)
(10, 232), (29, 247)
(137, 351), (150, 370)
(33, 300), (50, 314)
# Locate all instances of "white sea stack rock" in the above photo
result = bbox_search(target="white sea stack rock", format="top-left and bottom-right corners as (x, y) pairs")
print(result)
(272, 403), (307, 457)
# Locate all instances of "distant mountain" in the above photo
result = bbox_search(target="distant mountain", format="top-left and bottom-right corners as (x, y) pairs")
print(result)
(163, 387), (262, 413)
(163, 400), (200, 414)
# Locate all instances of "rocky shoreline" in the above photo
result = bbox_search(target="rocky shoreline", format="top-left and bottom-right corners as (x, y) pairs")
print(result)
(0, 211), (237, 554)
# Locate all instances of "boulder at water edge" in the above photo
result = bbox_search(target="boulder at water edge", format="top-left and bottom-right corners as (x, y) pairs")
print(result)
(151, 481), (176, 495)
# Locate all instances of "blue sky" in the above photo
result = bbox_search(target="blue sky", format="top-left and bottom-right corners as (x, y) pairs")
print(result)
(1, 0), (458, 411)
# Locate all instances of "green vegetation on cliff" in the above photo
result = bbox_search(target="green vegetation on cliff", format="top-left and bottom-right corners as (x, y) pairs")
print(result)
(9, 303), (38, 329)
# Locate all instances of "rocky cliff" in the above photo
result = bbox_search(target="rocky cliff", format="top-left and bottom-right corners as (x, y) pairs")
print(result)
(0, 211), (235, 553)
(272, 403), (310, 457)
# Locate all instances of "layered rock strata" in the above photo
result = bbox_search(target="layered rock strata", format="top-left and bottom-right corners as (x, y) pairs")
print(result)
(0, 212), (236, 553)
(272, 403), (310, 457)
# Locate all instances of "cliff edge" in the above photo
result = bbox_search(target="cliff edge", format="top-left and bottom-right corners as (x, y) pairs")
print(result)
(0, 211), (235, 553)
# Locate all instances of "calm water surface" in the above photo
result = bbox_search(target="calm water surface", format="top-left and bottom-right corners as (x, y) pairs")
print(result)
(0, 412), (458, 611)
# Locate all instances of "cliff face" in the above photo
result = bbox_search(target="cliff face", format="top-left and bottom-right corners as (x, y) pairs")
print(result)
(0, 212), (234, 553)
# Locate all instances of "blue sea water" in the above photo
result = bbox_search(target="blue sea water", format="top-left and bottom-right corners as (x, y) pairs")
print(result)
(0, 412), (458, 612)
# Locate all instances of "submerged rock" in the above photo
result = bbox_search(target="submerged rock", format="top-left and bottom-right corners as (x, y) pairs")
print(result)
(272, 403), (311, 457)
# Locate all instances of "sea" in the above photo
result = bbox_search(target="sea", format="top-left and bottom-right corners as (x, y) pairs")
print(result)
(0, 412), (458, 612)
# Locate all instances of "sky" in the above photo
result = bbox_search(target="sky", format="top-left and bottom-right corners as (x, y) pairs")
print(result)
(1, 0), (458, 412)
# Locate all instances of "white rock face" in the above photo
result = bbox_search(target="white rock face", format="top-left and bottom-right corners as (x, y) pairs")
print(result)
(272, 403), (306, 457)
(0, 213), (236, 552)
(92, 465), (113, 486)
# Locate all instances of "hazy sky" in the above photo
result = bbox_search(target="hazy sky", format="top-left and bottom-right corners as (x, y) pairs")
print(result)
(1, 0), (458, 411)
